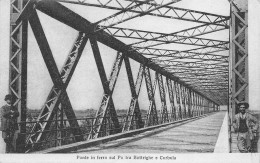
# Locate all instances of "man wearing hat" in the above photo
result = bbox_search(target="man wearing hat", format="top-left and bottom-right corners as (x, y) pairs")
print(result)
(0, 94), (19, 153)
(232, 101), (259, 152)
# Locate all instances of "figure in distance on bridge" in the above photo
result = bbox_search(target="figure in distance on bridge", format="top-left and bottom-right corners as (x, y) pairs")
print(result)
(0, 94), (19, 153)
(232, 101), (259, 153)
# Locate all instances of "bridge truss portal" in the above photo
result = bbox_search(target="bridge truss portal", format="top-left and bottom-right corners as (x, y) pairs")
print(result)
(8, 0), (246, 153)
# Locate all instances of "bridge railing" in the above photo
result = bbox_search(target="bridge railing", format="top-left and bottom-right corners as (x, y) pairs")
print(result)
(17, 108), (217, 153)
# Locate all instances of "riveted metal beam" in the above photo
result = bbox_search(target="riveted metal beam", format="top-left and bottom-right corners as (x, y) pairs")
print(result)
(123, 63), (144, 131)
(105, 27), (229, 49)
(144, 66), (158, 126)
(166, 78), (176, 121)
(26, 11), (87, 152)
(89, 37), (123, 139)
(157, 73), (169, 123)
(229, 0), (248, 122)
(93, 0), (183, 32)
(130, 21), (229, 48)
(8, 0), (228, 154)
(35, 0), (220, 105)
(173, 81), (182, 119)
(58, 0), (228, 25)
(10, 0), (29, 153)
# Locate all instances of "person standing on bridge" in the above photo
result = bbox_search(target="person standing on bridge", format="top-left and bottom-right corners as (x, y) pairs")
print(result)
(232, 102), (259, 153)
(0, 94), (19, 153)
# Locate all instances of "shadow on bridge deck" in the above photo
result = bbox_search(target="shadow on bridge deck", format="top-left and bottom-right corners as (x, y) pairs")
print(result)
(72, 111), (227, 153)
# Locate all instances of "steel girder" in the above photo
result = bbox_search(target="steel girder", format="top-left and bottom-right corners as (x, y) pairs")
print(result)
(132, 43), (228, 57)
(89, 37), (123, 139)
(200, 96), (204, 115)
(188, 81), (228, 86)
(59, 0), (228, 26)
(16, 1), (227, 108)
(144, 67), (159, 126)
(189, 79), (228, 84)
(186, 88), (192, 117)
(130, 22), (228, 48)
(26, 10), (87, 151)
(157, 73), (169, 123)
(192, 91), (198, 116)
(35, 1), (220, 105)
(180, 85), (187, 118)
(173, 81), (181, 119)
(197, 94), (201, 115)
(10, 0), (28, 152)
(49, 0), (231, 98)
(158, 61), (228, 69)
(192, 92), (196, 116)
(166, 78), (176, 121)
(138, 47), (228, 59)
(105, 27), (229, 49)
(170, 72), (228, 77)
(195, 94), (199, 116)
(123, 61), (144, 131)
(192, 91), (198, 117)
(36, 0), (218, 116)
(180, 84), (188, 118)
(92, 0), (183, 32)
(9, 0), (224, 152)
(187, 89), (192, 117)
(148, 46), (228, 59)
(197, 95), (201, 115)
(173, 69), (228, 74)
(229, 0), (248, 121)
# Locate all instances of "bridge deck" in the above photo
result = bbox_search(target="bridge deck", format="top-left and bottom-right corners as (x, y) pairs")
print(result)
(73, 111), (226, 153)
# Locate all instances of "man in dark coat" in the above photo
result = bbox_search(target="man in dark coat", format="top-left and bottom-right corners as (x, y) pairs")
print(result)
(232, 102), (259, 153)
(0, 94), (19, 153)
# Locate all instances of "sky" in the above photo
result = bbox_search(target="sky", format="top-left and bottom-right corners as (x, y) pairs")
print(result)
(1, 0), (259, 112)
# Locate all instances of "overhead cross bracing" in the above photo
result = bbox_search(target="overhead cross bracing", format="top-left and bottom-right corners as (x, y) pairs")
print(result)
(56, 0), (230, 105)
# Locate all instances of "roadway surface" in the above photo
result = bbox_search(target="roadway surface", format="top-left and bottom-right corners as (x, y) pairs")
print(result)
(73, 111), (226, 153)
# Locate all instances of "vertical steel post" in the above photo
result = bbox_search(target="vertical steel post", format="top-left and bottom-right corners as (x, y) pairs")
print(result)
(186, 88), (191, 117)
(194, 93), (196, 116)
(123, 61), (144, 131)
(194, 92), (197, 116)
(59, 104), (64, 145)
(144, 67), (158, 126)
(10, 0), (28, 152)
(26, 23), (87, 151)
(191, 91), (194, 116)
(89, 38), (123, 139)
(188, 89), (192, 116)
(194, 94), (197, 116)
(194, 92), (198, 115)
(197, 94), (200, 116)
(197, 95), (199, 116)
(157, 73), (168, 123)
(200, 95), (202, 115)
(179, 84), (186, 118)
(166, 78), (176, 121)
(174, 82), (182, 119)
(229, 0), (248, 122)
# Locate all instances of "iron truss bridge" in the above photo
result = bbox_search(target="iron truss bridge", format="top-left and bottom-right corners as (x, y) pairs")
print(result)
(8, 0), (248, 153)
